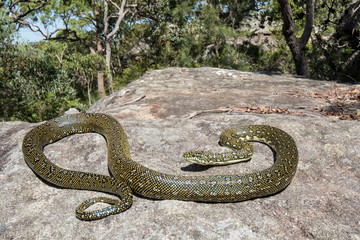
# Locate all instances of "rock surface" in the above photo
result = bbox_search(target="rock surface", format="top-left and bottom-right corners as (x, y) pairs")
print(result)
(1, 68), (360, 240)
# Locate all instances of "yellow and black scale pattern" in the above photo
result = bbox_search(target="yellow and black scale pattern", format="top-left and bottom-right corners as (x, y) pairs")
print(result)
(23, 113), (299, 220)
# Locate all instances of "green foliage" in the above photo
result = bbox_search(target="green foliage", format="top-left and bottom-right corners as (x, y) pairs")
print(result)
(2, 0), (359, 122)
(62, 51), (106, 104)
(255, 43), (294, 73)
(126, 1), (258, 71)
(309, 0), (360, 81)
(114, 63), (154, 89)
(0, 44), (86, 122)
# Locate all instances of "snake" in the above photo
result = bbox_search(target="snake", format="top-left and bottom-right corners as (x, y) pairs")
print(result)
(22, 113), (298, 221)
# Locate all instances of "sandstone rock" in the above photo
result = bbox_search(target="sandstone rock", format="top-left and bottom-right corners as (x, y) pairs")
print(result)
(1, 68), (359, 239)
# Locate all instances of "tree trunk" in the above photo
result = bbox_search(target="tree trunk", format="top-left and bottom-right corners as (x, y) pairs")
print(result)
(286, 37), (309, 77)
(104, 0), (113, 94)
(277, 0), (314, 77)
(103, 0), (129, 95)
(345, 50), (360, 75)
(97, 71), (105, 98)
(94, 3), (106, 98)
(215, 41), (220, 68)
(85, 73), (92, 106)
(105, 40), (114, 94)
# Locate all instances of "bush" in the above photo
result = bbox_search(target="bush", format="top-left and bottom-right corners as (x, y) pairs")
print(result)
(0, 44), (86, 122)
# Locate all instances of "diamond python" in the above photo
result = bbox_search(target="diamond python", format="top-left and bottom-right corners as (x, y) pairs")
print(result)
(23, 113), (298, 221)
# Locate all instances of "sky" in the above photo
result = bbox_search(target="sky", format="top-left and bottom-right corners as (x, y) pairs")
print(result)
(18, 28), (44, 42)
(16, 18), (65, 43)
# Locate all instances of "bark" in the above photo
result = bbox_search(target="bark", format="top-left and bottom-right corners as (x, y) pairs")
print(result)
(104, 0), (113, 94)
(105, 40), (113, 94)
(215, 41), (220, 68)
(277, 0), (314, 77)
(84, 73), (92, 106)
(94, 4), (106, 98)
(97, 71), (105, 99)
(104, 0), (130, 94)
(345, 50), (360, 74)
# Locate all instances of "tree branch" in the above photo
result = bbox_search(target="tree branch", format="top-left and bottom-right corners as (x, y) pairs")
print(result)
(278, 0), (296, 37)
(337, 1), (360, 35)
(9, 0), (47, 23)
(300, 0), (314, 47)
(103, 0), (109, 37)
(106, 0), (129, 40)
(108, 0), (123, 10)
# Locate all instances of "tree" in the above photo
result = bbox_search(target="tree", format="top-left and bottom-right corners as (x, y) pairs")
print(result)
(63, 52), (105, 106)
(135, 1), (258, 69)
(307, 0), (359, 81)
(338, 1), (360, 78)
(0, 43), (84, 122)
(6, 0), (145, 98)
(103, 0), (130, 94)
(277, 0), (314, 77)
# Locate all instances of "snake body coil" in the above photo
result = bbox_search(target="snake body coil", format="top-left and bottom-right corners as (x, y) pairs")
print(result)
(23, 113), (298, 220)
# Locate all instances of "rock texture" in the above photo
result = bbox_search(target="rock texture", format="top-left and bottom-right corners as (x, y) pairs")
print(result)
(1, 68), (360, 240)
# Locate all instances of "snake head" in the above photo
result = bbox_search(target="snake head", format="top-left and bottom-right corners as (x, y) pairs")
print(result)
(183, 147), (253, 166)
(183, 151), (212, 165)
